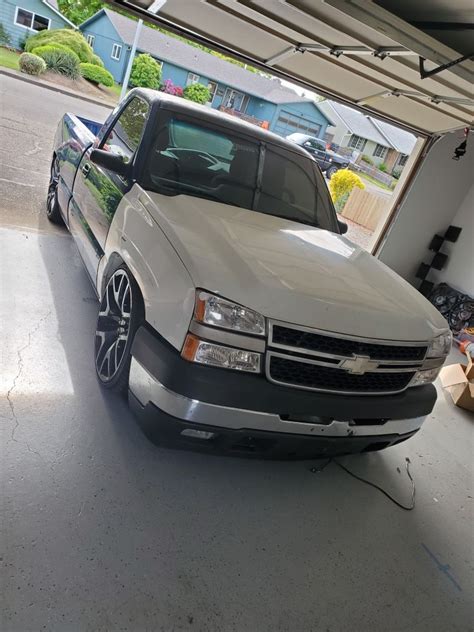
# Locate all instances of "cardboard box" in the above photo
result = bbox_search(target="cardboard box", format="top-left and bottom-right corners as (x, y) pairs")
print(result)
(439, 361), (474, 413)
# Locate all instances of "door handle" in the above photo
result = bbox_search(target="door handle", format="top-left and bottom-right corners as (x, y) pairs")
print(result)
(82, 163), (91, 177)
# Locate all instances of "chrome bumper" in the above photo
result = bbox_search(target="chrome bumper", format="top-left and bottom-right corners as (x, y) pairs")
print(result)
(129, 358), (427, 439)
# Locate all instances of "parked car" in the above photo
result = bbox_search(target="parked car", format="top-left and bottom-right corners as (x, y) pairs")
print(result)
(47, 88), (450, 458)
(286, 132), (350, 177)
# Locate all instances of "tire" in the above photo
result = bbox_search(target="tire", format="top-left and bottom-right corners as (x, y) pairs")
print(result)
(326, 165), (339, 179)
(46, 156), (64, 225)
(94, 267), (144, 393)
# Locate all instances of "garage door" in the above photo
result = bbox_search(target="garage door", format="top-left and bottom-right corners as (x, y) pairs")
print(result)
(274, 111), (322, 137)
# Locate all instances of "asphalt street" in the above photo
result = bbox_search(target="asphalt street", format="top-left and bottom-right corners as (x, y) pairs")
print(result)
(1, 74), (473, 632)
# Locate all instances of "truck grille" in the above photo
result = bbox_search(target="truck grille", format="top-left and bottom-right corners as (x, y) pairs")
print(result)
(267, 322), (428, 395)
(269, 356), (415, 394)
(272, 325), (427, 361)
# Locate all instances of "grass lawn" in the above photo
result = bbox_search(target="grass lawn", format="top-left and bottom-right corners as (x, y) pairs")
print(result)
(359, 173), (394, 192)
(109, 83), (122, 98)
(0, 47), (20, 70)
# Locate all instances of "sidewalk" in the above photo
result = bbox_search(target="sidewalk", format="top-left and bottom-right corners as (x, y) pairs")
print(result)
(0, 67), (118, 108)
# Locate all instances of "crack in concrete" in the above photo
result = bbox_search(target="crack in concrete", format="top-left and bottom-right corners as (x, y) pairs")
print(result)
(7, 310), (52, 457)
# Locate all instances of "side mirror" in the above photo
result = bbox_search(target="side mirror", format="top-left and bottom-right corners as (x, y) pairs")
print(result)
(90, 148), (131, 178)
(338, 219), (348, 235)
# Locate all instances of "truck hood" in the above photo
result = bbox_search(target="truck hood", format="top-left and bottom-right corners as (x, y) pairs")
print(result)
(144, 191), (447, 341)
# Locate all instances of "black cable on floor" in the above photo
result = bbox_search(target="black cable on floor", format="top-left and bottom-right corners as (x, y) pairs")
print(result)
(310, 457), (416, 511)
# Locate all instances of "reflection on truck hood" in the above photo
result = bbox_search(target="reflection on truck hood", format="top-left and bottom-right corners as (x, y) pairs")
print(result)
(145, 191), (447, 341)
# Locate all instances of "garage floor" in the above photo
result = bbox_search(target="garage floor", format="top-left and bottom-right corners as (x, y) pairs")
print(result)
(1, 75), (473, 632)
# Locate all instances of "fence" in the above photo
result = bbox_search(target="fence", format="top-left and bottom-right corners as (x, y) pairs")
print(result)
(341, 188), (388, 231)
(349, 161), (395, 187)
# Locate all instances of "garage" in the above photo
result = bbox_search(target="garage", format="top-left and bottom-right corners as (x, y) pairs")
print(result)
(274, 109), (322, 136)
(1, 1), (473, 631)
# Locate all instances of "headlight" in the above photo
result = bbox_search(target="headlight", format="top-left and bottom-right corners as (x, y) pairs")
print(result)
(427, 331), (452, 358)
(194, 291), (266, 336)
(409, 367), (442, 387)
(182, 334), (261, 373)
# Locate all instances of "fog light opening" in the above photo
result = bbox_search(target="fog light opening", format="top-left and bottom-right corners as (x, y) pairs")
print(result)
(180, 428), (215, 440)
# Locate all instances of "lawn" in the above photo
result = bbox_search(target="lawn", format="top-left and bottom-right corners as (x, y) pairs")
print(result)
(0, 47), (20, 70)
(359, 173), (395, 192)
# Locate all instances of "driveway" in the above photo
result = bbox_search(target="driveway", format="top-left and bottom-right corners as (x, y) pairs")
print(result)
(1, 75), (472, 632)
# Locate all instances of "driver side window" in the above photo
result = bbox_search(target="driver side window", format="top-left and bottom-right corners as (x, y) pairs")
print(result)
(102, 97), (149, 163)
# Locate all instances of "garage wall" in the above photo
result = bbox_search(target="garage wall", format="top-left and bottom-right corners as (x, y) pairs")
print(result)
(434, 183), (474, 296)
(378, 132), (474, 289)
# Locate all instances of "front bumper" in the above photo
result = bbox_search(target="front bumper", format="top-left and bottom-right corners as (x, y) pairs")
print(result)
(129, 326), (436, 457)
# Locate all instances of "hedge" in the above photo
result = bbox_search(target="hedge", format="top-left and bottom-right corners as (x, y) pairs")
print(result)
(32, 44), (80, 65)
(79, 63), (114, 87)
(129, 54), (161, 89)
(25, 29), (94, 63)
(183, 83), (211, 104)
(19, 53), (46, 76)
(91, 54), (104, 68)
(32, 46), (80, 79)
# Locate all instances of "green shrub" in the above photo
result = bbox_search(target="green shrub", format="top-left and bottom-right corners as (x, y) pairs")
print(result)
(129, 54), (161, 89)
(392, 169), (402, 180)
(378, 162), (387, 172)
(34, 47), (80, 79)
(183, 82), (211, 104)
(80, 63), (114, 87)
(360, 154), (374, 165)
(25, 29), (94, 63)
(19, 52), (46, 76)
(33, 44), (80, 65)
(0, 22), (12, 47)
(91, 53), (104, 68)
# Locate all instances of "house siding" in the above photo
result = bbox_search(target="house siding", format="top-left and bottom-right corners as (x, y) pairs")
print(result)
(1, 0), (72, 50)
(81, 12), (129, 83)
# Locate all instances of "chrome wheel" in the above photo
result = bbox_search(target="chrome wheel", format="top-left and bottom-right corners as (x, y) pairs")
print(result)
(46, 157), (63, 224)
(95, 270), (132, 382)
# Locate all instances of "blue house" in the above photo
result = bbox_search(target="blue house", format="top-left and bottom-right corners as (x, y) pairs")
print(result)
(1, 0), (75, 50)
(80, 8), (333, 138)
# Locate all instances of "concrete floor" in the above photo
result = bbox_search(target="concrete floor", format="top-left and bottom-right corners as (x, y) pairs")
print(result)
(1, 75), (473, 632)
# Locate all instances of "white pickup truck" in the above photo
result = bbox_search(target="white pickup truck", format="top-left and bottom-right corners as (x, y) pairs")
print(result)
(48, 88), (451, 458)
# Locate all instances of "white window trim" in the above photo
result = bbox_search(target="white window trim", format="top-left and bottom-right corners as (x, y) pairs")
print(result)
(186, 72), (200, 86)
(111, 43), (122, 61)
(14, 6), (51, 31)
(86, 34), (95, 47)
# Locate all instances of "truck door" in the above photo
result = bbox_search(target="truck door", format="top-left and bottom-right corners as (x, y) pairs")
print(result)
(70, 97), (150, 283)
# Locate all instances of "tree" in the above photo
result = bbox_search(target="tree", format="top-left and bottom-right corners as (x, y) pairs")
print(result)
(57, 0), (104, 25)
(129, 54), (162, 89)
(183, 83), (211, 105)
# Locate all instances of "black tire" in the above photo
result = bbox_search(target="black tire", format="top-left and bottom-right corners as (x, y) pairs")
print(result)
(46, 156), (64, 225)
(94, 267), (144, 393)
(326, 165), (339, 179)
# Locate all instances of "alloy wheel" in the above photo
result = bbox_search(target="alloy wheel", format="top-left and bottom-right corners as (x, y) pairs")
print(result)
(95, 270), (132, 382)
(47, 159), (59, 216)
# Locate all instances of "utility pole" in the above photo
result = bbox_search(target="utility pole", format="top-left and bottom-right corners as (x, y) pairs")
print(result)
(120, 19), (143, 102)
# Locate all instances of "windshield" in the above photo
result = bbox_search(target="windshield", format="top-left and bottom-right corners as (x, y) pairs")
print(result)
(142, 117), (338, 231)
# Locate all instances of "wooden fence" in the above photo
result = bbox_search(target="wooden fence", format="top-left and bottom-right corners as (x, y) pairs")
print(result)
(341, 188), (388, 231)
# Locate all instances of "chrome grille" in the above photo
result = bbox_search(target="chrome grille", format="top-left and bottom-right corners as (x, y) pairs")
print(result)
(266, 321), (430, 395)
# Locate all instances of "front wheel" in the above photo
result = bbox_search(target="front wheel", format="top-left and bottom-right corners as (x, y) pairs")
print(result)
(326, 165), (339, 179)
(46, 157), (63, 224)
(94, 267), (143, 393)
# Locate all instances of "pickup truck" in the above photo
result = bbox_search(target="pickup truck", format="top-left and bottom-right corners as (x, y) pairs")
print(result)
(48, 88), (451, 458)
(286, 132), (350, 178)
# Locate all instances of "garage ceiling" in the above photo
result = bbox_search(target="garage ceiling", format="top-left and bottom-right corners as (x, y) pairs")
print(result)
(109, 0), (473, 135)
